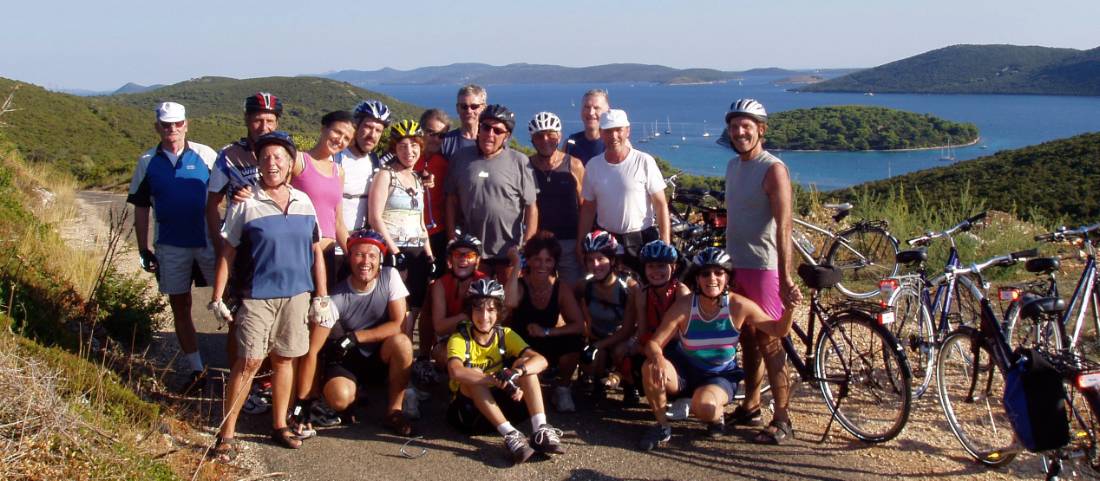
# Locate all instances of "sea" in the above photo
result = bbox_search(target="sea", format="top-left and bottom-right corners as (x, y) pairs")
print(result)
(370, 76), (1100, 191)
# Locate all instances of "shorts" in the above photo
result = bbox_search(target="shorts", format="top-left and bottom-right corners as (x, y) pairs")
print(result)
(235, 292), (310, 360)
(733, 268), (785, 320)
(396, 246), (430, 308)
(155, 243), (216, 295)
(556, 239), (582, 285)
(528, 334), (585, 367)
(665, 344), (743, 401)
(428, 231), (448, 279)
(324, 347), (389, 385)
(446, 389), (530, 435)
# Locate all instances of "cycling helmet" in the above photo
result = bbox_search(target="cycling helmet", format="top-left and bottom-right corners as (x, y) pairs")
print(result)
(389, 119), (422, 140)
(354, 99), (391, 124)
(252, 131), (297, 159)
(245, 92), (283, 117)
(479, 104), (516, 133)
(724, 98), (767, 124)
(639, 240), (678, 264)
(691, 247), (733, 273)
(467, 278), (505, 302)
(528, 111), (562, 134)
(446, 233), (483, 256)
(582, 230), (619, 256)
(346, 229), (388, 255)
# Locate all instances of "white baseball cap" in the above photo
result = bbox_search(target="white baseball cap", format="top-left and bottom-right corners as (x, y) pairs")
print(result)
(156, 102), (186, 122)
(599, 109), (630, 130)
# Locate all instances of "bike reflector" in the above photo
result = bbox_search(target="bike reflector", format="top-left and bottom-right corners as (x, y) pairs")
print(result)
(1077, 372), (1100, 390)
(999, 287), (1021, 301)
(878, 279), (899, 299)
(877, 302), (895, 324)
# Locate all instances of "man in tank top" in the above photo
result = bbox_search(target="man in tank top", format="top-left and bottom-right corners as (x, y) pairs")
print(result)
(527, 111), (586, 284)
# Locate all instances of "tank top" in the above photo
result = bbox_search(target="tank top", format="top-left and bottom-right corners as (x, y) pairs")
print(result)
(380, 166), (426, 247)
(725, 150), (784, 270)
(532, 154), (579, 240)
(641, 280), (681, 343)
(513, 278), (561, 334)
(439, 270), (488, 317)
(677, 294), (740, 373)
(585, 276), (629, 338)
(290, 153), (341, 239)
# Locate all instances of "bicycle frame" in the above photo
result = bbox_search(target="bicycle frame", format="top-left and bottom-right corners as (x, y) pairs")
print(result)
(1062, 251), (1099, 350)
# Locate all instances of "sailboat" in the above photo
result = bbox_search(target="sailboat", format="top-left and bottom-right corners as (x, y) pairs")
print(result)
(639, 123), (650, 143)
(938, 136), (956, 162)
(665, 117), (672, 135)
(701, 120), (711, 137)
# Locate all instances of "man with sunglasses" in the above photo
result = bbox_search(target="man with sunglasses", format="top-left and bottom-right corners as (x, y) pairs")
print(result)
(440, 84), (487, 161)
(127, 101), (217, 391)
(444, 104), (538, 281)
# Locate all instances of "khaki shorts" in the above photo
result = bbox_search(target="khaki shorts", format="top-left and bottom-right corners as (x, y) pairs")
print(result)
(155, 243), (216, 295)
(236, 292), (310, 360)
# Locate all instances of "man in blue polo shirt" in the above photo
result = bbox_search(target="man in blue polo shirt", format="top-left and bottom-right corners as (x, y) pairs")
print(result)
(439, 84), (487, 163)
(127, 101), (217, 390)
(563, 89), (609, 165)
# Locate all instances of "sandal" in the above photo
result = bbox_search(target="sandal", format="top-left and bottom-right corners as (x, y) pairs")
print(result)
(271, 427), (303, 449)
(726, 405), (764, 427)
(753, 419), (794, 445)
(384, 410), (415, 437)
(207, 437), (239, 463)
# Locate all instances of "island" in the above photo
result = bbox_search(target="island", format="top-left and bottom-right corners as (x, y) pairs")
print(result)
(763, 106), (979, 151)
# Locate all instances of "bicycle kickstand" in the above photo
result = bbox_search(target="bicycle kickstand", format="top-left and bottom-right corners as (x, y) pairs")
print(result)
(817, 384), (848, 444)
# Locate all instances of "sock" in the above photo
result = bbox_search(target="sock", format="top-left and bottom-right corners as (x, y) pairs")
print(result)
(531, 412), (547, 431)
(496, 421), (516, 437)
(184, 351), (204, 372)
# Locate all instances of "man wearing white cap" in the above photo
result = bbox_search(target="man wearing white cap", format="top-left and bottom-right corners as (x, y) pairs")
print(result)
(577, 109), (670, 275)
(127, 101), (218, 391)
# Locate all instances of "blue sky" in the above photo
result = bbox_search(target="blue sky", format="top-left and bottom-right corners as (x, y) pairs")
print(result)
(2, 0), (1098, 91)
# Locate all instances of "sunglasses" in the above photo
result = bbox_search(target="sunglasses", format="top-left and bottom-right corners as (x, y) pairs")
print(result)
(159, 120), (185, 129)
(457, 103), (483, 111)
(479, 123), (509, 136)
(451, 251), (479, 262)
(697, 269), (727, 278)
(423, 129), (447, 138)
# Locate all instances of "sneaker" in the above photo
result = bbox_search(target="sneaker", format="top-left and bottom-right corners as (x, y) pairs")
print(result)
(242, 382), (272, 415)
(553, 386), (576, 413)
(706, 420), (726, 438)
(402, 387), (421, 420)
(531, 424), (566, 455)
(309, 400), (342, 427)
(503, 430), (535, 464)
(638, 424), (672, 451)
(665, 398), (691, 420)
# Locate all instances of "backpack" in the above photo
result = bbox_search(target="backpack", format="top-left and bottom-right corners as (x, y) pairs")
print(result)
(1003, 347), (1070, 452)
(457, 323), (509, 369)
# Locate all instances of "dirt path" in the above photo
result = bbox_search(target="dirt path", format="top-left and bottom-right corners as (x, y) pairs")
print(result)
(67, 190), (1068, 481)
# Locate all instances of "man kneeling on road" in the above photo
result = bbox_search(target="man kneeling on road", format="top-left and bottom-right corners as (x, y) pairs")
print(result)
(320, 229), (417, 436)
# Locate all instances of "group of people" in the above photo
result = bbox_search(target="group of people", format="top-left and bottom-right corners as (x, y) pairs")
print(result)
(126, 85), (802, 465)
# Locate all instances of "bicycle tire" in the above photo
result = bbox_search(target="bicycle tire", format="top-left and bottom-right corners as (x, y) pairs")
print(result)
(814, 310), (912, 443)
(935, 328), (1017, 467)
(887, 284), (936, 398)
(1004, 312), (1065, 352)
(826, 225), (900, 299)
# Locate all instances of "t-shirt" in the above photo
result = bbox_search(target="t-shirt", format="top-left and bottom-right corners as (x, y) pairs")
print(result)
(440, 129), (477, 162)
(446, 325), (529, 392)
(221, 187), (320, 299)
(581, 148), (665, 234)
(339, 149), (382, 232)
(208, 140), (258, 195)
(444, 147), (537, 259)
(328, 268), (409, 357)
(564, 131), (605, 165)
(127, 141), (217, 248)
(414, 152), (448, 236)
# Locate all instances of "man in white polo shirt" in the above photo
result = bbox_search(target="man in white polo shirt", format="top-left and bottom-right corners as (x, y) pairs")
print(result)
(127, 101), (217, 391)
(577, 109), (670, 275)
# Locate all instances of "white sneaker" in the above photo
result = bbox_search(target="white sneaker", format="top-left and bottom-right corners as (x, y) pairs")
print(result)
(402, 387), (421, 420)
(553, 386), (576, 413)
(665, 397), (691, 420)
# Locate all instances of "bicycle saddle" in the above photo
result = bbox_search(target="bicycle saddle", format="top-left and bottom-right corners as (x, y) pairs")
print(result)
(895, 248), (927, 265)
(1024, 257), (1060, 274)
(797, 264), (842, 290)
(1020, 294), (1067, 320)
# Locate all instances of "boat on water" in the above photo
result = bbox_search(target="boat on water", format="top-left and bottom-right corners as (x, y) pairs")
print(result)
(702, 120), (710, 137)
(938, 137), (956, 161)
(653, 120), (660, 137)
(665, 116), (672, 135)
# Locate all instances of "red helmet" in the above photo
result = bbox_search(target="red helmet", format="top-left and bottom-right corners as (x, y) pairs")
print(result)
(347, 229), (387, 255)
(245, 92), (283, 117)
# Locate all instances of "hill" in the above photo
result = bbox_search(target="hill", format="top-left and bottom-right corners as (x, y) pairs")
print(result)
(766, 106), (978, 151)
(0, 76), (425, 188)
(111, 82), (164, 95)
(834, 132), (1100, 225)
(799, 44), (1100, 96)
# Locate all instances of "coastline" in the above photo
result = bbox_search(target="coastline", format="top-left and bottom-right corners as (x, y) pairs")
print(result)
(769, 136), (981, 153)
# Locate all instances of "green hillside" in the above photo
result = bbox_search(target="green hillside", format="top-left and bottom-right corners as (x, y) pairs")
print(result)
(766, 106), (978, 151)
(834, 132), (1100, 225)
(0, 76), (425, 188)
(800, 44), (1100, 96)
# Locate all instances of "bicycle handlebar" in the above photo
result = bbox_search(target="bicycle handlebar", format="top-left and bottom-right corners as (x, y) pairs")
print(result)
(907, 211), (988, 246)
(1035, 222), (1100, 242)
(946, 248), (1037, 277)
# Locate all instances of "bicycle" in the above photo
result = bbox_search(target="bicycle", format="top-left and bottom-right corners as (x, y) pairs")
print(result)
(878, 212), (995, 398)
(793, 203), (900, 299)
(781, 263), (912, 443)
(935, 251), (1100, 479)
(665, 175), (726, 259)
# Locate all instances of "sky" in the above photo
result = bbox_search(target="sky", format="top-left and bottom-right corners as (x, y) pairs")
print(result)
(2, 0), (1098, 91)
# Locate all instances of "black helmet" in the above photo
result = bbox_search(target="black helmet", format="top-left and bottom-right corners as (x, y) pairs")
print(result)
(479, 104), (515, 133)
(447, 233), (483, 256)
(245, 92), (283, 117)
(252, 131), (297, 159)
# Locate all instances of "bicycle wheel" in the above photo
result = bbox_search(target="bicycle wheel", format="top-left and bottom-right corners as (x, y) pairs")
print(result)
(935, 329), (1017, 466)
(950, 275), (985, 329)
(826, 225), (900, 299)
(814, 311), (912, 443)
(887, 284), (936, 398)
(1004, 312), (1065, 352)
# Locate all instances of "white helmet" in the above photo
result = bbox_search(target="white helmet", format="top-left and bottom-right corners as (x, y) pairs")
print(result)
(528, 111), (562, 135)
(725, 98), (767, 124)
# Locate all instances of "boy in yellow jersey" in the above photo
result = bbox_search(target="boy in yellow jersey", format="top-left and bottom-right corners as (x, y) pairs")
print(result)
(445, 278), (565, 465)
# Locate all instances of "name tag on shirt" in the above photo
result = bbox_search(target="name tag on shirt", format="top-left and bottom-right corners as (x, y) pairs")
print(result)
(478, 171), (489, 178)
(185, 164), (196, 170)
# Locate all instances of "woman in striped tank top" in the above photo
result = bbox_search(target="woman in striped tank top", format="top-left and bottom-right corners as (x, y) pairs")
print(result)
(636, 247), (797, 452)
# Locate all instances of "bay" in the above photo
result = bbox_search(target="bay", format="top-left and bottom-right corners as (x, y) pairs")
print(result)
(371, 77), (1100, 191)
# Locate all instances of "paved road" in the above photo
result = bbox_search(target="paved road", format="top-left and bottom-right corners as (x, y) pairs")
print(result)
(78, 191), (1056, 481)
